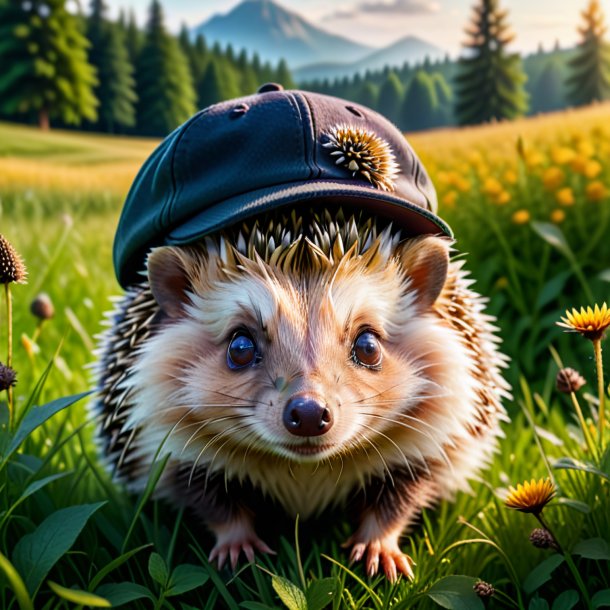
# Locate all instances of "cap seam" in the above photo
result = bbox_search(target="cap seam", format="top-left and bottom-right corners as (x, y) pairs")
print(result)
(291, 92), (318, 180)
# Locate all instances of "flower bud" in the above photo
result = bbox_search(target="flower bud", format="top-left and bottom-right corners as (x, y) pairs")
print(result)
(30, 293), (55, 320)
(473, 581), (494, 598)
(0, 234), (27, 284)
(556, 367), (586, 393)
(0, 363), (17, 391)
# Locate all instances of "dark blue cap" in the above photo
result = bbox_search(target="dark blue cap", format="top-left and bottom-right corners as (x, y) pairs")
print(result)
(114, 84), (451, 288)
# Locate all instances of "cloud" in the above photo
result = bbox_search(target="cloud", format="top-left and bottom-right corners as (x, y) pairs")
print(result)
(328, 0), (440, 19)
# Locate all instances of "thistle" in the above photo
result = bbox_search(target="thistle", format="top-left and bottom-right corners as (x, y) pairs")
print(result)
(0, 234), (27, 429)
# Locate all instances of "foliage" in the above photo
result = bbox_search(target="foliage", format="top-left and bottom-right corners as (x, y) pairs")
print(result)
(378, 72), (404, 126)
(135, 0), (196, 137)
(454, 0), (528, 125)
(0, 0), (98, 129)
(401, 70), (438, 131)
(530, 59), (566, 114)
(566, 0), (610, 106)
(87, 0), (137, 132)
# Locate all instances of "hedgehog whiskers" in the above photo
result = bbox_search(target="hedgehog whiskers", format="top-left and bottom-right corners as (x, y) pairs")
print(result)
(359, 422), (417, 481)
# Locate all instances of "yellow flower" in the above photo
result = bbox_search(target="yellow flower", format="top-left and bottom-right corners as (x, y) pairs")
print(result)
(555, 187), (575, 207)
(550, 209), (566, 224)
(577, 139), (595, 158)
(570, 155), (588, 174)
(551, 146), (576, 165)
(495, 276), (509, 290)
(442, 190), (458, 207)
(505, 478), (556, 514)
(584, 159), (602, 179)
(482, 177), (503, 197)
(504, 169), (518, 185)
(557, 303), (610, 341)
(542, 167), (565, 191)
(455, 177), (471, 193)
(525, 151), (545, 168)
(495, 190), (511, 205)
(586, 180), (607, 202)
(512, 209), (530, 224)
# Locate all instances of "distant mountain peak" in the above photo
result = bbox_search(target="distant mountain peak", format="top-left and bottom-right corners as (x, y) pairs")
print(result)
(193, 0), (373, 68)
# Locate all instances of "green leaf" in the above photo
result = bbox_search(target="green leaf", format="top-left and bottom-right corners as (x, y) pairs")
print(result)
(306, 577), (337, 610)
(535, 271), (571, 310)
(12, 502), (105, 596)
(531, 222), (573, 260)
(426, 576), (484, 610)
(48, 581), (110, 607)
(0, 550), (34, 610)
(556, 498), (591, 514)
(88, 544), (153, 591)
(592, 589), (610, 608)
(529, 599), (550, 610)
(148, 552), (169, 587)
(95, 582), (155, 607)
(523, 555), (565, 595)
(4, 392), (90, 465)
(552, 590), (579, 610)
(572, 537), (610, 560)
(240, 603), (277, 610)
(272, 575), (307, 610)
(553, 457), (610, 482)
(597, 269), (610, 282)
(166, 563), (209, 596)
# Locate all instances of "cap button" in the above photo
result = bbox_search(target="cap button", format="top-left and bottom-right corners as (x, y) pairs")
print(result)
(257, 82), (284, 93)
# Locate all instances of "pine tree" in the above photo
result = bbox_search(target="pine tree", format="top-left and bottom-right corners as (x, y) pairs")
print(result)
(197, 58), (241, 108)
(275, 59), (295, 89)
(0, 0), (98, 129)
(531, 59), (566, 113)
(430, 72), (453, 126)
(566, 0), (610, 106)
(400, 71), (438, 132)
(358, 82), (378, 109)
(87, 0), (137, 132)
(125, 10), (142, 65)
(454, 0), (528, 125)
(378, 72), (404, 125)
(136, 0), (196, 136)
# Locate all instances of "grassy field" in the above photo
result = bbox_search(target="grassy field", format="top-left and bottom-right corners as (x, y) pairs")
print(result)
(0, 106), (609, 609)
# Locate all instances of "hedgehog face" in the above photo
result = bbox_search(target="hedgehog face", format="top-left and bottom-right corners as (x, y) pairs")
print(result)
(128, 230), (453, 474)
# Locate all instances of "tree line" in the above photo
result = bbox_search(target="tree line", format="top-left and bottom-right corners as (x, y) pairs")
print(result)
(0, 0), (609, 135)
(306, 0), (610, 131)
(0, 0), (294, 135)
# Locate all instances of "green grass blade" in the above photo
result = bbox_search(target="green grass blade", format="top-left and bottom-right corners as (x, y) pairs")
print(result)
(0, 550), (34, 610)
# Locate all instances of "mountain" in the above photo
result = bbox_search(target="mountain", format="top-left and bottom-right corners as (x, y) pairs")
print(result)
(193, 0), (372, 69)
(294, 35), (446, 83)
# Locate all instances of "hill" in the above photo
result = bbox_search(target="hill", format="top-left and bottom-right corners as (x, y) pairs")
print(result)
(193, 0), (372, 68)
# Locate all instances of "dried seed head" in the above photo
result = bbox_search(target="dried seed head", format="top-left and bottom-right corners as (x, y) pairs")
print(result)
(556, 367), (586, 393)
(0, 235), (27, 284)
(30, 292), (55, 320)
(473, 581), (495, 598)
(0, 363), (17, 391)
(529, 527), (558, 550)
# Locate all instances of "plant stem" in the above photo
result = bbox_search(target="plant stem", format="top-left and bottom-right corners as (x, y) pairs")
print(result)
(5, 284), (13, 430)
(593, 338), (605, 444)
(535, 513), (592, 609)
(569, 392), (597, 460)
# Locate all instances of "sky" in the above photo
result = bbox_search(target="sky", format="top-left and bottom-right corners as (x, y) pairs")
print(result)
(103, 0), (610, 56)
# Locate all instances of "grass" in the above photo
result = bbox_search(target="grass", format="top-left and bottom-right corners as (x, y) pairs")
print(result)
(0, 107), (609, 609)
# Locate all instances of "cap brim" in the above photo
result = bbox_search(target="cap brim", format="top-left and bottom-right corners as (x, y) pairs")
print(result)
(167, 179), (452, 245)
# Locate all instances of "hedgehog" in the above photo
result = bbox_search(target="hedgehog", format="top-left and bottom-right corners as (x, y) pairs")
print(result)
(94, 207), (510, 581)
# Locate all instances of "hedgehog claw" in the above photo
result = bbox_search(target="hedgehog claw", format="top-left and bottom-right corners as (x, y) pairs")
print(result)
(345, 536), (415, 582)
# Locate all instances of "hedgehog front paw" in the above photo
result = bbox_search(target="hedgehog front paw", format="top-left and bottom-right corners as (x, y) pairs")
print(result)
(345, 535), (415, 582)
(208, 516), (275, 570)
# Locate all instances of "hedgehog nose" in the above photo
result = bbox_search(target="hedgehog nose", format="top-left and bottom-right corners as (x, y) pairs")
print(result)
(283, 394), (333, 437)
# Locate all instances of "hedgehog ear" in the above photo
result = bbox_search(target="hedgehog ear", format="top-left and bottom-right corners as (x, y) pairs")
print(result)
(147, 247), (194, 318)
(397, 236), (450, 309)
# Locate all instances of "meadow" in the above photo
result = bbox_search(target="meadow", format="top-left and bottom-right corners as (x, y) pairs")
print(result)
(0, 104), (609, 609)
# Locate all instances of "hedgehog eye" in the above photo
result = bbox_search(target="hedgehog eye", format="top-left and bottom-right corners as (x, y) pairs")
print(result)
(352, 331), (382, 369)
(227, 332), (258, 370)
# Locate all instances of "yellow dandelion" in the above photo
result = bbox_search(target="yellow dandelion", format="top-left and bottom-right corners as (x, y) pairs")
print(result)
(525, 151), (545, 168)
(557, 303), (610, 341)
(504, 169), (518, 185)
(505, 478), (556, 514)
(577, 139), (595, 158)
(542, 166), (565, 191)
(555, 187), (575, 207)
(455, 177), (471, 193)
(570, 155), (588, 174)
(512, 209), (530, 224)
(584, 159), (602, 179)
(551, 146), (576, 165)
(442, 190), (458, 207)
(495, 190), (511, 205)
(586, 180), (607, 202)
(482, 177), (503, 197)
(550, 209), (566, 224)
